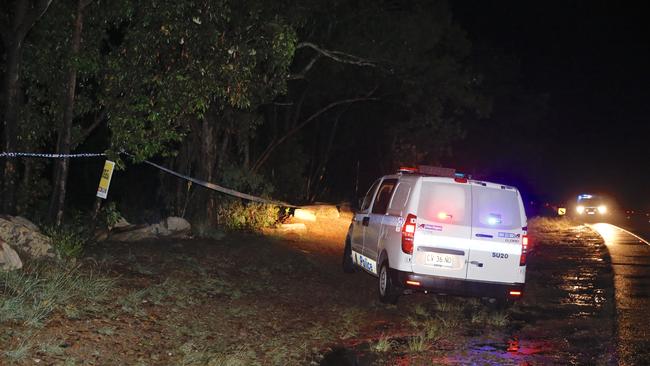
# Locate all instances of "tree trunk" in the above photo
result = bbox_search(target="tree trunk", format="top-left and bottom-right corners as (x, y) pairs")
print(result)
(1, 0), (54, 214)
(48, 0), (85, 226)
(199, 108), (217, 223)
(1, 41), (22, 214)
(308, 110), (344, 202)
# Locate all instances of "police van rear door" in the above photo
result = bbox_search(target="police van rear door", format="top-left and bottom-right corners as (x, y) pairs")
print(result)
(411, 178), (472, 280)
(466, 183), (526, 284)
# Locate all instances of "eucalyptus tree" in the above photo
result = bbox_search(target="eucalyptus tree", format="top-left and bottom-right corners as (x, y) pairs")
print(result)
(255, 0), (491, 201)
(19, 0), (121, 223)
(103, 0), (299, 220)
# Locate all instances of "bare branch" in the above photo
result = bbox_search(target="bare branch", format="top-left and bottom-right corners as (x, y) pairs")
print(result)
(81, 0), (95, 9)
(15, 0), (53, 40)
(251, 94), (380, 173)
(288, 53), (321, 80)
(73, 109), (107, 147)
(296, 42), (379, 68)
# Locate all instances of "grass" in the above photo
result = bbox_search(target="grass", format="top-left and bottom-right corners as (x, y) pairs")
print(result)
(407, 333), (429, 352)
(178, 342), (258, 366)
(97, 326), (116, 336)
(4, 336), (32, 362)
(118, 288), (149, 316)
(528, 216), (576, 235)
(372, 335), (393, 353)
(485, 311), (510, 327)
(0, 263), (115, 326)
(339, 307), (364, 339)
(39, 338), (66, 356)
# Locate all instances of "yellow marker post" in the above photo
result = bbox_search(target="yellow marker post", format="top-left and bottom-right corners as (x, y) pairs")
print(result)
(558, 207), (566, 216)
(96, 160), (115, 199)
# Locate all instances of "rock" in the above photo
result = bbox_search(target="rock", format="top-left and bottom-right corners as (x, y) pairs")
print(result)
(108, 217), (191, 242)
(9, 216), (41, 232)
(165, 217), (191, 234)
(150, 223), (172, 236)
(0, 240), (23, 271)
(109, 225), (156, 242)
(112, 217), (131, 229)
(293, 209), (317, 222)
(0, 216), (54, 259)
(301, 204), (341, 219)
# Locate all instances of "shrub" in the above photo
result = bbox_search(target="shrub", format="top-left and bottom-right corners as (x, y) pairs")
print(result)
(100, 202), (123, 229)
(216, 200), (279, 231)
(44, 225), (87, 259)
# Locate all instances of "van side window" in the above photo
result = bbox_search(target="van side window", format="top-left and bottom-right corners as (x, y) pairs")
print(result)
(387, 182), (411, 216)
(360, 179), (381, 212)
(372, 179), (398, 214)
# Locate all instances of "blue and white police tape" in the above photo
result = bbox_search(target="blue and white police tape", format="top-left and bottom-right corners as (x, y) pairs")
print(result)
(1, 150), (296, 208)
(0, 151), (106, 158)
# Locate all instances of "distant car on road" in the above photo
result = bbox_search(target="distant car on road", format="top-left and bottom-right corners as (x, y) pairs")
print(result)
(342, 166), (529, 305)
(575, 194), (608, 217)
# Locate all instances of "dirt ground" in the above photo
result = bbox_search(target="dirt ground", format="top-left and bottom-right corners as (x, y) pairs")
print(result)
(0, 215), (617, 365)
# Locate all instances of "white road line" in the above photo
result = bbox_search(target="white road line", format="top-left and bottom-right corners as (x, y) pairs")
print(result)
(587, 223), (649, 246)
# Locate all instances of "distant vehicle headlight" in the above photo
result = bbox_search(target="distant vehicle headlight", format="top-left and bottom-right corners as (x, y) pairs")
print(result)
(576, 205), (585, 214)
(598, 205), (607, 214)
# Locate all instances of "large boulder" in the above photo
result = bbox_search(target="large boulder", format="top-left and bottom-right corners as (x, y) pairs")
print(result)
(0, 240), (23, 271)
(165, 216), (191, 233)
(0, 216), (55, 258)
(108, 216), (191, 242)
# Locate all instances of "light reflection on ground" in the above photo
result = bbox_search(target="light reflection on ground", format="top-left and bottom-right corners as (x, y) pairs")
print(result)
(590, 223), (621, 244)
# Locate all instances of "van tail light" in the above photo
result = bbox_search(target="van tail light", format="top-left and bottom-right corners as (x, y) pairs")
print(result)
(401, 214), (417, 254)
(519, 235), (529, 266)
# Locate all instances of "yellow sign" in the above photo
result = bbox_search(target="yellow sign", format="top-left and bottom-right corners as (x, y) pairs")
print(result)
(96, 160), (115, 199)
(558, 207), (566, 216)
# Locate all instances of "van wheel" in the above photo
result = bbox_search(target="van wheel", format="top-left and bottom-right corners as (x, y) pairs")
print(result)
(342, 237), (355, 273)
(378, 261), (400, 304)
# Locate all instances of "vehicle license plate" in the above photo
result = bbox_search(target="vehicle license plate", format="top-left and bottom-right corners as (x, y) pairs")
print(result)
(425, 253), (453, 267)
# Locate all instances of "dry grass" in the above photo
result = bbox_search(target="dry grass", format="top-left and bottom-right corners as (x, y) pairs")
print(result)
(528, 216), (577, 235)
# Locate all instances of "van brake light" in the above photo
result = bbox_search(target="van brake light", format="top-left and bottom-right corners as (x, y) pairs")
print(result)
(402, 214), (417, 254)
(519, 235), (529, 266)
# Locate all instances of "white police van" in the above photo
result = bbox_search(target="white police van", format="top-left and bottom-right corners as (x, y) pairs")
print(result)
(342, 166), (529, 304)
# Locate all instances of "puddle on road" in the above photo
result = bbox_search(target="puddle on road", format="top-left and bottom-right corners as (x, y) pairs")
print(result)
(457, 337), (558, 365)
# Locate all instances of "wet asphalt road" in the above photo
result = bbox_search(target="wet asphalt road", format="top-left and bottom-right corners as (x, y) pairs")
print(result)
(590, 223), (650, 365)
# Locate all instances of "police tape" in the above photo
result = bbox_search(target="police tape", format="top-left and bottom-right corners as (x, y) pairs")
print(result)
(0, 151), (106, 158)
(1, 150), (297, 208)
(135, 157), (297, 208)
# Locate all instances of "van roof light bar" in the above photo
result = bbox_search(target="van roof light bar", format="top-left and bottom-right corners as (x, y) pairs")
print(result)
(397, 165), (465, 179)
(418, 165), (456, 177)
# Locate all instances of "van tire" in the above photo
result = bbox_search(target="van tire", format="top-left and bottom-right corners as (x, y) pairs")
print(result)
(378, 261), (400, 304)
(342, 237), (356, 273)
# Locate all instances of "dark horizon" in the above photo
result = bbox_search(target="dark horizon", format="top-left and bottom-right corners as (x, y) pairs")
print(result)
(449, 1), (649, 210)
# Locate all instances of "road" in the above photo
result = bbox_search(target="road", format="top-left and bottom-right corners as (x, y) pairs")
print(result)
(589, 223), (650, 365)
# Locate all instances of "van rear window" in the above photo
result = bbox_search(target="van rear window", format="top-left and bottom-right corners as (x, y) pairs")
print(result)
(417, 182), (471, 225)
(472, 187), (522, 230)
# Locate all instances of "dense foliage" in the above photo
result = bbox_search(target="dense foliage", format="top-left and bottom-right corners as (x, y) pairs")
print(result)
(0, 0), (505, 227)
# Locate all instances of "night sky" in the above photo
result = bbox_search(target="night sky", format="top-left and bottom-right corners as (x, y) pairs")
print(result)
(449, 1), (649, 209)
